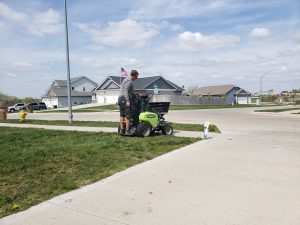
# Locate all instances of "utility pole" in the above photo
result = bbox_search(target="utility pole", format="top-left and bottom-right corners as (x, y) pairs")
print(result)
(64, 0), (73, 123)
(260, 71), (270, 106)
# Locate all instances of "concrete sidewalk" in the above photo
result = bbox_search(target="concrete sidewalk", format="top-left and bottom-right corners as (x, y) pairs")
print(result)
(0, 123), (205, 138)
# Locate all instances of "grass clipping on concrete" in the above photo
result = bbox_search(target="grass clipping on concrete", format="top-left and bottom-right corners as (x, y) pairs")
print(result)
(1, 119), (221, 133)
(0, 127), (198, 218)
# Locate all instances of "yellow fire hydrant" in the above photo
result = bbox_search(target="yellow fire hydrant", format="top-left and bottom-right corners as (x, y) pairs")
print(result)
(19, 109), (27, 123)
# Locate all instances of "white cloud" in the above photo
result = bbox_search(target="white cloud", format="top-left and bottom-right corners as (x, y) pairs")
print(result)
(278, 47), (300, 57)
(79, 57), (139, 68)
(280, 66), (286, 71)
(249, 27), (271, 38)
(5, 72), (18, 77)
(0, 3), (62, 36)
(1, 0), (299, 97)
(168, 31), (240, 51)
(0, 21), (5, 27)
(0, 2), (26, 21)
(128, 0), (285, 20)
(170, 24), (183, 31)
(94, 57), (138, 67)
(75, 19), (159, 49)
(292, 32), (300, 43)
(12, 62), (33, 68)
(129, 0), (185, 19)
(142, 20), (183, 31)
(128, 0), (237, 20)
(0, 21), (5, 32)
(26, 8), (63, 36)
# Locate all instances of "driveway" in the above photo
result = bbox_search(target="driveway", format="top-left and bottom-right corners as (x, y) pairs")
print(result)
(2, 108), (300, 225)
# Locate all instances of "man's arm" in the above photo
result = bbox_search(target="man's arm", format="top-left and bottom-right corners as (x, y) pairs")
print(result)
(123, 80), (132, 103)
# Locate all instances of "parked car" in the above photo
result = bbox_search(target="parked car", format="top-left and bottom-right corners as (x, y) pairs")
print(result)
(38, 102), (47, 110)
(8, 103), (25, 113)
(23, 103), (38, 111)
(25, 102), (47, 111)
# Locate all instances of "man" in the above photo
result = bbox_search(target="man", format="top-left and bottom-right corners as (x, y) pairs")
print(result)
(118, 70), (139, 135)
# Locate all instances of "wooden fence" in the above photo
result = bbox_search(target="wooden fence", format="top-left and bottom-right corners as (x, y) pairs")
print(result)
(151, 95), (226, 105)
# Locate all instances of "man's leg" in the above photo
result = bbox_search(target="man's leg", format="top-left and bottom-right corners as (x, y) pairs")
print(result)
(124, 102), (132, 135)
(118, 97), (126, 135)
(125, 117), (130, 132)
(119, 117), (125, 135)
(120, 117), (124, 130)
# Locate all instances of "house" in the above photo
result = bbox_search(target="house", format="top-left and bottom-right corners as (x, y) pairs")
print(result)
(42, 76), (98, 108)
(198, 85), (252, 104)
(93, 76), (184, 104)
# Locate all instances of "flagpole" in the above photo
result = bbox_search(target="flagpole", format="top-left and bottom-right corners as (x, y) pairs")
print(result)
(120, 67), (122, 88)
(64, 0), (72, 123)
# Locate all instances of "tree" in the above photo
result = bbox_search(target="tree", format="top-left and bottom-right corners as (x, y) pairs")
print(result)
(292, 88), (300, 93)
(23, 97), (38, 103)
(0, 92), (39, 107)
(207, 93), (212, 100)
(186, 86), (200, 96)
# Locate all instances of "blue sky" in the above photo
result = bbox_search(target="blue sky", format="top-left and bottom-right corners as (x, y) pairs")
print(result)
(0, 0), (299, 97)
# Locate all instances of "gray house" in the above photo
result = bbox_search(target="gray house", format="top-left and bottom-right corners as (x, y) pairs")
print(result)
(198, 85), (252, 104)
(93, 76), (184, 104)
(42, 76), (98, 108)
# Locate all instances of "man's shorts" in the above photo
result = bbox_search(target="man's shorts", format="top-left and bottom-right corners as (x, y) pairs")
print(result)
(118, 96), (130, 118)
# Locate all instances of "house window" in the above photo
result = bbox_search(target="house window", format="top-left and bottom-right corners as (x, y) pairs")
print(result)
(72, 87), (74, 90)
(83, 87), (85, 91)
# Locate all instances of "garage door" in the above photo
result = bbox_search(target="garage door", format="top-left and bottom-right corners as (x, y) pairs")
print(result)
(237, 97), (248, 104)
(106, 96), (118, 104)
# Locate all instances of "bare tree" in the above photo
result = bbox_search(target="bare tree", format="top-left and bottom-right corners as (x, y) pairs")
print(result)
(186, 86), (200, 96)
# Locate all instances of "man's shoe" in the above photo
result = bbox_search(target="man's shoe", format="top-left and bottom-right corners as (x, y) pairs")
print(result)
(119, 129), (125, 135)
(124, 130), (132, 136)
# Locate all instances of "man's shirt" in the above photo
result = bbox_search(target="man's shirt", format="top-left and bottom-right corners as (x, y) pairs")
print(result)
(119, 77), (133, 101)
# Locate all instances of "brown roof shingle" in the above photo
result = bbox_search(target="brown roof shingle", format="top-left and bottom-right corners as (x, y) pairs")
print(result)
(198, 85), (235, 95)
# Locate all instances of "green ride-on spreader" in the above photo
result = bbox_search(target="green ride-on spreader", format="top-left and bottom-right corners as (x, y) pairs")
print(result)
(119, 94), (173, 137)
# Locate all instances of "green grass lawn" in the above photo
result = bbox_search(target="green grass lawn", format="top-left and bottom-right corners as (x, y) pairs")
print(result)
(255, 107), (300, 113)
(1, 119), (220, 133)
(0, 127), (198, 218)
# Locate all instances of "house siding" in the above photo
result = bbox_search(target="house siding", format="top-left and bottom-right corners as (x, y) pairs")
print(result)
(42, 96), (92, 108)
(72, 78), (97, 92)
(225, 87), (241, 104)
(94, 90), (120, 104)
(93, 76), (183, 104)
(57, 96), (92, 107)
(201, 87), (243, 104)
(98, 78), (112, 90)
(145, 78), (175, 90)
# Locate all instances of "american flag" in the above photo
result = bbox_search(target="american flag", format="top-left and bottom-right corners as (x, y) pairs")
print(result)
(120, 67), (128, 77)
